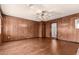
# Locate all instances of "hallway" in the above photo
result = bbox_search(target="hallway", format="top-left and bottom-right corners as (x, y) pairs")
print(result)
(0, 38), (79, 55)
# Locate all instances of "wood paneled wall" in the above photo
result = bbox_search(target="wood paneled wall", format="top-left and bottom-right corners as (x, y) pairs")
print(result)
(39, 21), (46, 37)
(1, 13), (79, 43)
(45, 20), (57, 37)
(2, 15), (40, 42)
(46, 13), (79, 43)
(0, 14), (1, 43)
(45, 22), (51, 37)
(57, 14), (79, 42)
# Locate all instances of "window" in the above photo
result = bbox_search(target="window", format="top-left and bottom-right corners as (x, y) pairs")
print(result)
(75, 19), (79, 29)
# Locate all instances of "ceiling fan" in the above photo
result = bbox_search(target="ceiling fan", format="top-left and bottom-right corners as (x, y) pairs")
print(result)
(26, 4), (60, 21)
(35, 10), (55, 21)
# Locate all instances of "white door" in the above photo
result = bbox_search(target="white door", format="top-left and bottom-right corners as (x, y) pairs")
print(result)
(51, 23), (57, 38)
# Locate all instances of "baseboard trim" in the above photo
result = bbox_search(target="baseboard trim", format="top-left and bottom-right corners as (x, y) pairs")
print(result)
(45, 37), (79, 44)
(2, 37), (40, 43)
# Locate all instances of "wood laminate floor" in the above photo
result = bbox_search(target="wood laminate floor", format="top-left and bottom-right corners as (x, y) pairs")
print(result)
(0, 38), (79, 55)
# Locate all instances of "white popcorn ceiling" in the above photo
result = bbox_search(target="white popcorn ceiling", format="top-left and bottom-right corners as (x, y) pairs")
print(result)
(1, 4), (79, 21)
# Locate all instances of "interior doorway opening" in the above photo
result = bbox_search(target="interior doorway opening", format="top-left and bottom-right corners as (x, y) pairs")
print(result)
(51, 23), (57, 39)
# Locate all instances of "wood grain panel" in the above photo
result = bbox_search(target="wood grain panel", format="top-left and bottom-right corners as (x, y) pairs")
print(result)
(45, 22), (51, 37)
(36, 21), (46, 38)
(45, 20), (57, 38)
(0, 15), (1, 44)
(46, 13), (79, 43)
(0, 10), (2, 44)
(2, 15), (40, 42)
(57, 14), (79, 42)
(41, 21), (46, 38)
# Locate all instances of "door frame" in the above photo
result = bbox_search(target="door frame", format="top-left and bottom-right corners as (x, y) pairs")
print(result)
(50, 23), (58, 39)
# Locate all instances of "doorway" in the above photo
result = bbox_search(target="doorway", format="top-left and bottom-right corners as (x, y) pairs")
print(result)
(51, 23), (57, 38)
